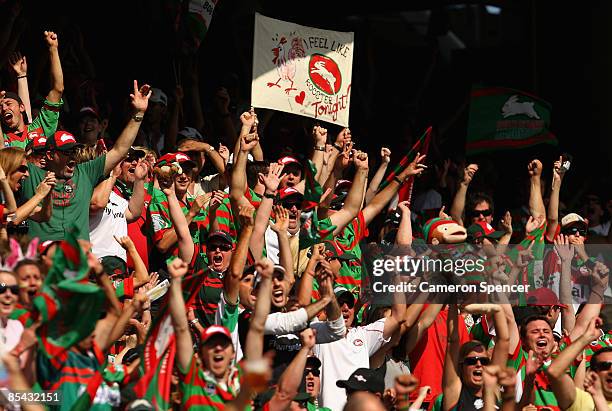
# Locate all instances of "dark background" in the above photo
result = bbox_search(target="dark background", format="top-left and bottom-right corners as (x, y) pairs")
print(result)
(3, 0), (611, 216)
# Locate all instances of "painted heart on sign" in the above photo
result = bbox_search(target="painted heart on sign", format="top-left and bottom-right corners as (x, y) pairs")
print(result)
(295, 91), (306, 105)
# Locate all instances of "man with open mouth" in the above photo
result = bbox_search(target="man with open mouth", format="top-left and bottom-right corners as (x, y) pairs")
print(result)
(1, 31), (63, 149)
(19, 81), (151, 242)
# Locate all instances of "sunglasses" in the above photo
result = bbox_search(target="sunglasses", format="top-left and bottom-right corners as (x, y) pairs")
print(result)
(592, 361), (612, 372)
(562, 226), (586, 237)
(207, 243), (232, 252)
(462, 356), (490, 366)
(304, 368), (320, 377)
(16, 165), (28, 173)
(0, 283), (19, 295)
(273, 270), (285, 282)
(470, 209), (492, 217)
(280, 201), (302, 210)
(338, 296), (355, 309)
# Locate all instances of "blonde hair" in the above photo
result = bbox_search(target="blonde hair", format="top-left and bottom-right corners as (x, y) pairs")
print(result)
(0, 147), (26, 175)
(134, 146), (157, 162)
(74, 145), (98, 163)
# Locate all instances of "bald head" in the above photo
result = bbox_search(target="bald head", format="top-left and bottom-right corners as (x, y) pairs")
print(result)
(343, 392), (385, 411)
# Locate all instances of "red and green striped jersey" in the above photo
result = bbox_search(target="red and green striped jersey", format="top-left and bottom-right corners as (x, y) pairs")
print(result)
(3, 99), (62, 148)
(148, 190), (210, 263)
(37, 342), (123, 411)
(507, 344), (560, 410)
(327, 211), (368, 294)
(179, 356), (244, 410)
(214, 188), (262, 241)
(194, 268), (225, 328)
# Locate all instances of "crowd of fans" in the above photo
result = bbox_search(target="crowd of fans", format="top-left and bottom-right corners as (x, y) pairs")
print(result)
(0, 10), (611, 411)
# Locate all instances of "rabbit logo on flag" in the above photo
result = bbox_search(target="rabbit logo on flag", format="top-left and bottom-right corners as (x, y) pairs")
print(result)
(251, 13), (354, 126)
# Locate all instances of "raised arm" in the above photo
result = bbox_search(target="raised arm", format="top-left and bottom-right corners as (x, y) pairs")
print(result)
(270, 205), (294, 285)
(527, 159), (546, 220)
(250, 162), (285, 258)
(450, 164), (478, 226)
(163, 185), (195, 263)
(115, 236), (149, 288)
(125, 161), (147, 222)
(224, 205), (255, 305)
(167, 258), (194, 371)
(90, 165), (119, 212)
(463, 304), (509, 367)
(11, 172), (56, 225)
(546, 317), (602, 410)
(555, 235), (576, 332)
(442, 305), (462, 411)
(104, 81), (150, 174)
(8, 52), (32, 121)
(311, 126), (327, 180)
(178, 139), (226, 175)
(43, 31), (64, 104)
(268, 328), (317, 410)
(364, 147), (391, 204)
(245, 258), (274, 360)
(229, 131), (258, 208)
(546, 156), (566, 240)
(362, 153), (426, 226)
(396, 201), (413, 245)
(569, 262), (608, 341)
(328, 151), (368, 236)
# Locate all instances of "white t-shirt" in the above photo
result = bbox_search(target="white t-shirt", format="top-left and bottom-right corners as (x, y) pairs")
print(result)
(89, 191), (129, 261)
(313, 318), (390, 411)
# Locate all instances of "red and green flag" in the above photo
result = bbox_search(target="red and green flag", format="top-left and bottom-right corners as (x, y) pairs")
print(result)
(299, 160), (336, 249)
(184, 0), (218, 53)
(466, 86), (557, 155)
(133, 269), (204, 409)
(32, 227), (105, 361)
(380, 126), (432, 203)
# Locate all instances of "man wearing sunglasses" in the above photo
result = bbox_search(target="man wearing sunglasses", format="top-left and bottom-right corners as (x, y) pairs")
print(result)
(193, 230), (235, 328)
(20, 81), (151, 242)
(560, 212), (588, 244)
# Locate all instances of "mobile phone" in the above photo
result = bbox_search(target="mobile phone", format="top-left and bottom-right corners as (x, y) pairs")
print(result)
(560, 153), (572, 172)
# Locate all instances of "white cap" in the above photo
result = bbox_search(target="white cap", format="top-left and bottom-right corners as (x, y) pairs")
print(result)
(561, 213), (587, 228)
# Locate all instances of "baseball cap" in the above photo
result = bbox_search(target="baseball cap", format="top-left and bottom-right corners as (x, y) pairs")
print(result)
(278, 156), (302, 168)
(278, 187), (304, 201)
(334, 286), (356, 307)
(125, 399), (154, 411)
(305, 355), (322, 369)
(155, 152), (196, 169)
(467, 221), (505, 242)
(330, 192), (348, 211)
(30, 135), (48, 153)
(79, 106), (100, 120)
(177, 126), (204, 143)
(335, 179), (352, 192)
(526, 288), (568, 309)
(336, 367), (385, 394)
(46, 131), (83, 152)
(561, 213), (587, 228)
(127, 146), (146, 160)
(200, 325), (232, 344)
(37, 240), (58, 256)
(2, 91), (23, 105)
(149, 88), (168, 106)
(206, 230), (233, 245)
(384, 209), (402, 226)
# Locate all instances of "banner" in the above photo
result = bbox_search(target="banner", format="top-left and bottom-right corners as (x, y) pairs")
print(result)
(466, 86), (557, 155)
(252, 13), (354, 126)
